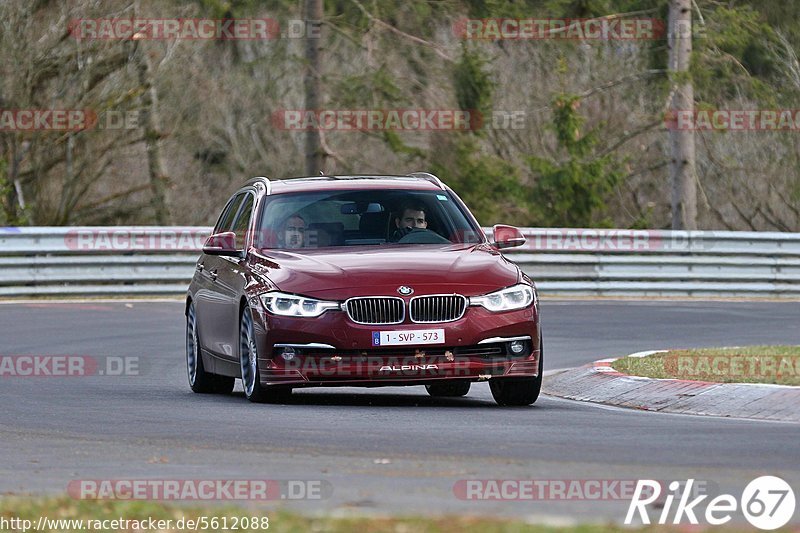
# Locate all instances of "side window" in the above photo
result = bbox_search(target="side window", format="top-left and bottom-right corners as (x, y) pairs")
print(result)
(231, 193), (255, 250)
(214, 194), (244, 233)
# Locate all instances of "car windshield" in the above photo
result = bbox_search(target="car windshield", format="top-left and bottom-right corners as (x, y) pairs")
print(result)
(256, 189), (484, 249)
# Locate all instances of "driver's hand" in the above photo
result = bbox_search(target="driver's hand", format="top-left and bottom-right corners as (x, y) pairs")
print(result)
(391, 226), (414, 241)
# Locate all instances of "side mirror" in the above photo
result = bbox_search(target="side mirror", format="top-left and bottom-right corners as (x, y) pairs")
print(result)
(492, 224), (525, 249)
(202, 231), (241, 257)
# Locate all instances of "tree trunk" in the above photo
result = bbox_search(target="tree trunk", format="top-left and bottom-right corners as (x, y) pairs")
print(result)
(6, 138), (27, 224)
(135, 43), (171, 225)
(668, 0), (697, 230)
(304, 0), (324, 176)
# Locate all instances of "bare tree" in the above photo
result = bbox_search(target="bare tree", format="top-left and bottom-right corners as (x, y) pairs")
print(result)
(0, 1), (141, 224)
(304, 0), (324, 175)
(134, 41), (171, 225)
(668, 0), (697, 230)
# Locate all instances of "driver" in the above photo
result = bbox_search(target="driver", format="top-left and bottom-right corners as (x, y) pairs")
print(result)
(391, 203), (427, 241)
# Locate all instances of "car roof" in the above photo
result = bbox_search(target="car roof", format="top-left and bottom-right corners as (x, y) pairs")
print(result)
(244, 174), (447, 195)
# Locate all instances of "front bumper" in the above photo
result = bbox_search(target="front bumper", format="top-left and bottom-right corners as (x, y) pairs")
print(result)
(252, 305), (540, 386)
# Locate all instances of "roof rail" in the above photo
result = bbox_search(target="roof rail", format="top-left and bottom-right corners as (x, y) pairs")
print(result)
(246, 176), (271, 194)
(409, 172), (446, 190)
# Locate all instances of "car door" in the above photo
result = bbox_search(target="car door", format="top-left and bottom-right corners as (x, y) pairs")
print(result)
(213, 191), (256, 363)
(195, 193), (244, 361)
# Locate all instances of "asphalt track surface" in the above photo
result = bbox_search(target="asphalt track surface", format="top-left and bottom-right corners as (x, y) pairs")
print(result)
(1, 300), (799, 525)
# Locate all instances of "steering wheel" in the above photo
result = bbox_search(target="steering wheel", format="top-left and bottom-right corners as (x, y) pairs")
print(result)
(396, 228), (451, 244)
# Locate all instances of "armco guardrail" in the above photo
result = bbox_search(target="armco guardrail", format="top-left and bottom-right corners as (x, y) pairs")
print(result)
(0, 227), (208, 297)
(511, 228), (800, 297)
(2, 226), (800, 297)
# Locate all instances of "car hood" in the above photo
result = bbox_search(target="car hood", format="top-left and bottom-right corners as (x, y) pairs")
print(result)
(249, 244), (521, 299)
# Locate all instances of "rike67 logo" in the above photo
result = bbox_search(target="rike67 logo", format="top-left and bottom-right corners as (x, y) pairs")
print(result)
(625, 476), (796, 530)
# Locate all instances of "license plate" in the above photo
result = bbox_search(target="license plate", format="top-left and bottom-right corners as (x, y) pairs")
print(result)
(372, 329), (445, 346)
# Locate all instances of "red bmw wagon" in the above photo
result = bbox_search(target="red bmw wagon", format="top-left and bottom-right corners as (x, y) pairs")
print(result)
(186, 173), (542, 406)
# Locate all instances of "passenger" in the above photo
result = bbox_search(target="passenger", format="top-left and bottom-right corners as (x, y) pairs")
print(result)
(280, 214), (306, 249)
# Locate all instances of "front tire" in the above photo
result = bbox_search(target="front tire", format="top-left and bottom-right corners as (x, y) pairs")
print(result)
(426, 381), (471, 397)
(240, 307), (291, 403)
(489, 337), (544, 406)
(187, 302), (235, 394)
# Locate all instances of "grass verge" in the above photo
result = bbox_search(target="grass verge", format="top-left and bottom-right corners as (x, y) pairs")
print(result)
(0, 496), (701, 532)
(611, 345), (800, 386)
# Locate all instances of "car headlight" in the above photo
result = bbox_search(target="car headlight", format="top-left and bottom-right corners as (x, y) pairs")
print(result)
(469, 284), (535, 312)
(260, 291), (340, 317)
